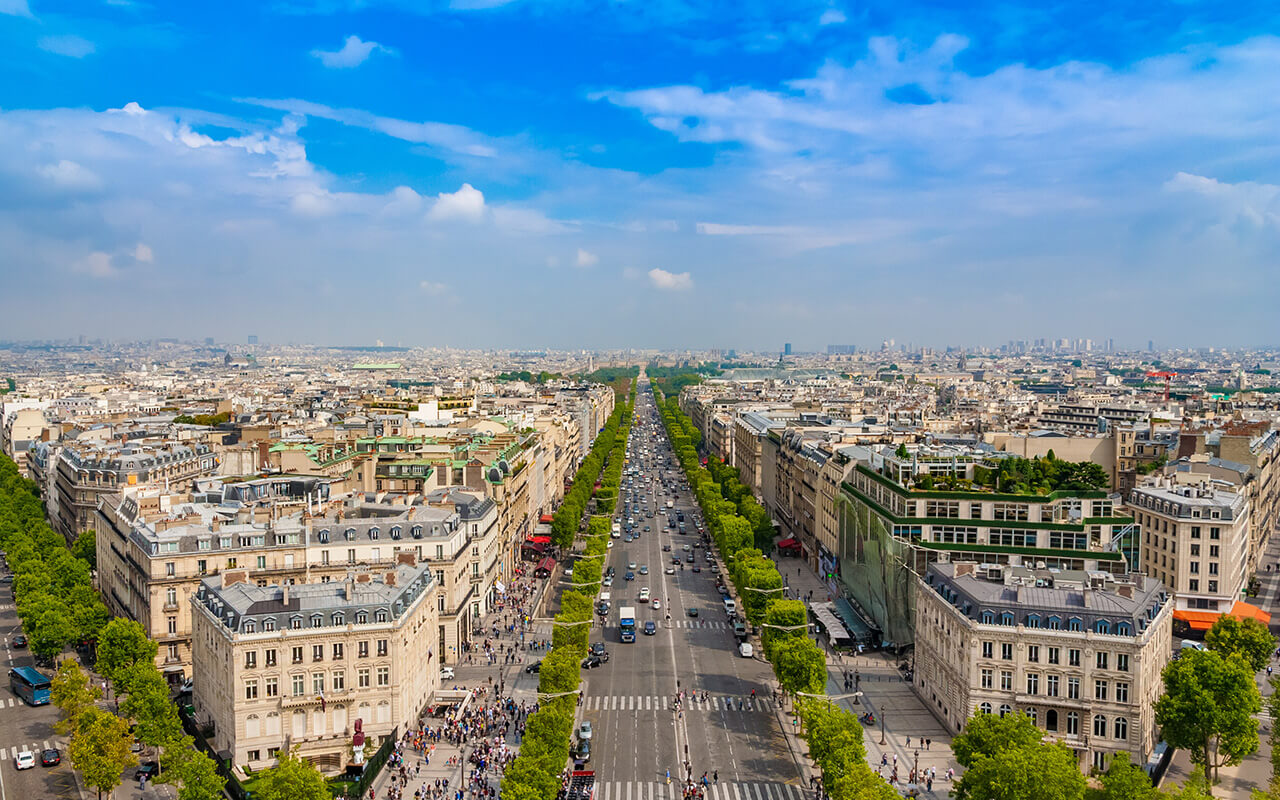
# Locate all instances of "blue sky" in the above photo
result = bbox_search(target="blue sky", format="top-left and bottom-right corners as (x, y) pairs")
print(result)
(1, 0), (1277, 350)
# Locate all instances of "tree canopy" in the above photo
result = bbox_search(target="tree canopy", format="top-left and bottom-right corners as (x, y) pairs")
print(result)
(1155, 649), (1261, 780)
(1205, 615), (1275, 673)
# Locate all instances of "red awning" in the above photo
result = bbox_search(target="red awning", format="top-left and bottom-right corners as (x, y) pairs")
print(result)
(536, 556), (557, 572)
(539, 514), (554, 524)
(526, 535), (552, 545)
(1230, 601), (1271, 625)
(1173, 602), (1272, 631)
(777, 538), (800, 548)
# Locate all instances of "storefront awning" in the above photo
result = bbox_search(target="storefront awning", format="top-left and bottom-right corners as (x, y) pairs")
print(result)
(1173, 602), (1271, 631)
(1230, 601), (1271, 625)
(526, 535), (552, 544)
(777, 538), (800, 548)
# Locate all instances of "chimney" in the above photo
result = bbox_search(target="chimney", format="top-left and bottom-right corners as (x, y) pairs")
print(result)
(281, 584), (290, 605)
(384, 571), (397, 587)
(1117, 585), (1134, 599)
(396, 551), (417, 567)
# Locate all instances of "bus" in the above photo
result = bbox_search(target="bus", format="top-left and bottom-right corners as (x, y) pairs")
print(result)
(10, 667), (51, 706)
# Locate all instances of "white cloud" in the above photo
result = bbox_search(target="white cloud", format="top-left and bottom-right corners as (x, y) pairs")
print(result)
(38, 35), (96, 58)
(428, 183), (487, 222)
(38, 160), (102, 191)
(491, 205), (572, 234)
(648, 268), (693, 291)
(133, 243), (154, 263)
(575, 248), (598, 268)
(75, 252), (117, 279)
(419, 281), (448, 295)
(696, 222), (801, 236)
(311, 35), (393, 69)
(0, 0), (31, 16)
(818, 9), (846, 25)
(1164, 172), (1280, 228)
(381, 185), (423, 217)
(291, 191), (337, 217)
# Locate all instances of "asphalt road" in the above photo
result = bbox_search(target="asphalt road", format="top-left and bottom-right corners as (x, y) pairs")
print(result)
(579, 380), (801, 799)
(0, 563), (77, 800)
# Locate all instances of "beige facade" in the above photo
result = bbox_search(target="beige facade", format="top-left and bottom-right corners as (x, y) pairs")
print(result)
(914, 562), (1172, 772)
(191, 557), (439, 773)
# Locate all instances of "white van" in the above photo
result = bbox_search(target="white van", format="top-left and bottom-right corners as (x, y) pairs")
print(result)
(723, 598), (736, 616)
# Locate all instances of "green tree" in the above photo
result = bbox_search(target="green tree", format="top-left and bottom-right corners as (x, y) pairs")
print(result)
(160, 739), (226, 800)
(30, 605), (76, 661)
(1098, 753), (1157, 800)
(951, 711), (1045, 768)
(71, 529), (97, 568)
(771, 637), (826, 695)
(96, 618), (159, 690)
(1163, 768), (1214, 800)
(119, 662), (181, 749)
(51, 658), (102, 736)
(254, 747), (330, 800)
(1155, 649), (1261, 781)
(1205, 615), (1276, 673)
(956, 741), (1084, 800)
(70, 707), (138, 800)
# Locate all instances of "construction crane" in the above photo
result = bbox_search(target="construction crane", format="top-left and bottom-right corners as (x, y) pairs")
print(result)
(1146, 371), (1176, 402)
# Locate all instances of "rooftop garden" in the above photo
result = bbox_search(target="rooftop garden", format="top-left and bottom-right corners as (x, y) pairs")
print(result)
(907, 451), (1110, 495)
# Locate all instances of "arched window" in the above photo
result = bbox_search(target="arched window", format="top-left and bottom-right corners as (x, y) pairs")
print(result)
(245, 714), (261, 739)
(390, 526), (402, 540)
(1094, 619), (1111, 634)
(1045, 709), (1059, 731)
(1114, 717), (1128, 741)
(356, 611), (369, 624)
(980, 611), (995, 624)
(1000, 612), (1015, 626)
(1094, 715), (1108, 737)
(369, 527), (379, 540)
(1047, 616), (1061, 630)
(1024, 707), (1037, 725)
(1026, 614), (1041, 629)
(1068, 617), (1083, 632)
(317, 530), (330, 543)
(999, 704), (1012, 718)
(979, 703), (993, 715)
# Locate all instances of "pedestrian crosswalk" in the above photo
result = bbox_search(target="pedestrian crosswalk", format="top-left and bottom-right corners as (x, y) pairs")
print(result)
(582, 695), (777, 712)
(0, 698), (21, 708)
(0, 741), (55, 759)
(670, 620), (733, 630)
(594, 781), (805, 800)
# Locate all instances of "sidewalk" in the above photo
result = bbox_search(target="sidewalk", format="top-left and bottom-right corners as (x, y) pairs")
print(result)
(768, 551), (962, 798)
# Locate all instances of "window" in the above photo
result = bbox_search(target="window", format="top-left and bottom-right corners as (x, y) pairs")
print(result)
(1094, 715), (1108, 737)
(245, 680), (258, 700)
(166, 587), (178, 606)
(1026, 614), (1041, 629)
(1068, 678), (1080, 700)
(1114, 717), (1128, 740)
(1096, 652), (1109, 670)
(356, 611), (369, 625)
(1116, 682), (1129, 703)
(1000, 612), (1015, 626)
(1068, 617), (1083, 632)
(1047, 616), (1061, 630)
(291, 674), (305, 696)
(981, 669), (993, 689)
(264, 618), (275, 632)
(310, 614), (323, 628)
(244, 621), (256, 634)
(998, 704), (1012, 717)
(1026, 673), (1040, 695)
(1046, 709), (1059, 732)
(265, 677), (278, 697)
(376, 666), (390, 686)
(245, 651), (257, 668)
(1210, 527), (1221, 540)
(1066, 712), (1079, 736)
(290, 617), (302, 630)
(1190, 526), (1201, 539)
(1047, 674), (1059, 697)
(167, 617), (177, 635)
(1190, 579), (1200, 592)
(166, 562), (175, 577)
(982, 641), (994, 659)
(1024, 707), (1037, 724)
(1048, 647), (1060, 665)
(312, 645), (323, 662)
(1068, 649), (1081, 667)
(1027, 645), (1039, 663)
(1116, 622), (1132, 636)
(376, 639), (388, 657)
(265, 649), (277, 667)
(358, 668), (371, 688)
(1209, 580), (1219, 594)
(257, 556), (266, 569)
(1001, 643), (1013, 660)
(312, 673), (325, 694)
(1095, 680), (1108, 701)
(197, 559), (207, 574)
(979, 702), (993, 714)
(359, 641), (369, 658)
(1000, 671), (1013, 691)
(348, 549), (356, 564)
(333, 643), (344, 660)
(333, 670), (345, 691)
(375, 610), (388, 623)
(292, 646), (303, 664)
(1117, 654), (1130, 672)
(1210, 545), (1220, 558)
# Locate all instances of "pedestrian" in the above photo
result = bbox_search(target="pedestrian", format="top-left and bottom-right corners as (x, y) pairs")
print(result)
(925, 737), (931, 750)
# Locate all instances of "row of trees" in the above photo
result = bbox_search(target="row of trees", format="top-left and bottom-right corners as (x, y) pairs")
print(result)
(654, 388), (895, 800)
(502, 389), (636, 800)
(0, 454), (109, 661)
(550, 384), (633, 550)
(172, 412), (231, 427)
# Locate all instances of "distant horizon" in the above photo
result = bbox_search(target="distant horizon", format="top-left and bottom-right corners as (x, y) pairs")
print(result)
(1, 2), (1277, 344)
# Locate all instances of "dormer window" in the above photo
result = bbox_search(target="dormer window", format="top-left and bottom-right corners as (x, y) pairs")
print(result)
(290, 616), (303, 630)
(1068, 617), (1083, 632)
(310, 614), (323, 628)
(390, 527), (402, 540)
(332, 613), (344, 626)
(1047, 615), (1061, 630)
(369, 527), (379, 540)
(244, 621), (256, 633)
(318, 530), (330, 544)
(1094, 620), (1111, 635)
(1026, 614), (1041, 628)
(345, 528), (356, 541)
(375, 610), (388, 623)
(1000, 612), (1015, 626)
(411, 526), (423, 539)
(264, 619), (276, 632)
(980, 611), (995, 624)
(356, 611), (369, 624)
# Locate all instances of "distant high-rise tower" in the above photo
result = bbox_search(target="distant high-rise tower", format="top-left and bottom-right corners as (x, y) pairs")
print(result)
(1148, 340), (1154, 352)
(784, 343), (792, 356)
(205, 337), (214, 346)
(248, 335), (258, 346)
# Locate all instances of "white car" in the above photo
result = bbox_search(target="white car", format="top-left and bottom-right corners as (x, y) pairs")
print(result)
(652, 599), (661, 610)
(739, 642), (754, 658)
(14, 750), (35, 770)
(639, 587), (651, 603)
(440, 667), (455, 680)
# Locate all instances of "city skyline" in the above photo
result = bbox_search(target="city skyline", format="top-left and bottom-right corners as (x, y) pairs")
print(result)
(1, 1), (1278, 348)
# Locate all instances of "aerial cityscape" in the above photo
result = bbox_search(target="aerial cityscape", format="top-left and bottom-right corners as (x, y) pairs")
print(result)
(2, 3), (1279, 800)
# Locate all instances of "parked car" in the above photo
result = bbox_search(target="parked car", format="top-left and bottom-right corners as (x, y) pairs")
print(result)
(578, 721), (593, 740)
(40, 749), (61, 767)
(440, 667), (455, 680)
(14, 750), (35, 770)
(739, 642), (754, 658)
(12, 634), (27, 648)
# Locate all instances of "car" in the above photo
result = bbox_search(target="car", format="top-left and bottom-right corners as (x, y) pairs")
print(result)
(692, 565), (701, 573)
(739, 642), (754, 658)
(639, 587), (651, 602)
(440, 666), (455, 680)
(652, 599), (661, 610)
(671, 555), (682, 563)
(137, 761), (160, 779)
(644, 621), (657, 636)
(606, 566), (616, 576)
(525, 661), (542, 674)
(682, 544), (692, 552)
(14, 750), (35, 770)
(628, 562), (637, 570)
(578, 721), (593, 740)
(624, 536), (633, 543)
(564, 567), (574, 577)
(662, 544), (671, 552)
(573, 740), (592, 763)
(12, 633), (27, 648)
(581, 655), (604, 669)
(624, 571), (635, 581)
(643, 525), (651, 532)
(40, 749), (61, 767)
(602, 576), (613, 587)
(606, 541), (614, 549)
(687, 607), (699, 617)
(590, 642), (609, 660)
(686, 554), (695, 563)
(639, 565), (649, 575)
(733, 622), (748, 639)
